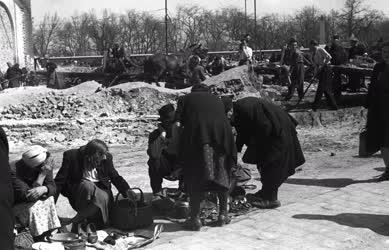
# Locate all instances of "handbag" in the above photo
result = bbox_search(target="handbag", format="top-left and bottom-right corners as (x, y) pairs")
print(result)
(110, 188), (153, 230)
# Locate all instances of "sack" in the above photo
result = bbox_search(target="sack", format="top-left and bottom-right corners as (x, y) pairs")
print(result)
(110, 188), (153, 230)
(359, 129), (379, 157)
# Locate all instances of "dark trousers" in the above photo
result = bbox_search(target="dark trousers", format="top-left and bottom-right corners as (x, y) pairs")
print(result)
(148, 156), (183, 194)
(287, 64), (305, 99)
(348, 72), (365, 91)
(257, 163), (283, 201)
(332, 68), (342, 99)
(313, 66), (338, 110)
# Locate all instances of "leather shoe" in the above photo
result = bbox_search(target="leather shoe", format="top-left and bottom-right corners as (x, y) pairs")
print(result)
(216, 214), (231, 227)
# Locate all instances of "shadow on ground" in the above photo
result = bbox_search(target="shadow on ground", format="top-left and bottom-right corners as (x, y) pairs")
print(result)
(293, 213), (389, 236)
(285, 177), (376, 188)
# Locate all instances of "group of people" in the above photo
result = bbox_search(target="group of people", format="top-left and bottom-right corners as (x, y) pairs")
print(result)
(0, 62), (27, 90)
(146, 83), (305, 230)
(279, 34), (379, 110)
(0, 83), (307, 248)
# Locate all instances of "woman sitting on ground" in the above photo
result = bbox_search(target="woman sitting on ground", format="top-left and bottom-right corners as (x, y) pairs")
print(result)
(11, 145), (61, 241)
(55, 139), (135, 230)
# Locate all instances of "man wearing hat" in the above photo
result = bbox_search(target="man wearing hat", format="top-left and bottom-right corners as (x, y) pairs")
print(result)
(11, 145), (61, 241)
(147, 104), (184, 199)
(325, 35), (348, 100)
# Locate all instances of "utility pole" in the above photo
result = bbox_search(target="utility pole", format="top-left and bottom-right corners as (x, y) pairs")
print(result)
(254, 0), (257, 52)
(244, 0), (247, 34)
(165, 0), (168, 55)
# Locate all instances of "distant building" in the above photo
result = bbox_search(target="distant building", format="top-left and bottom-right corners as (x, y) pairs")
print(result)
(0, 0), (33, 72)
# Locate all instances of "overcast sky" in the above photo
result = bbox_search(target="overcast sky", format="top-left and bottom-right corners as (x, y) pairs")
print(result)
(31, 0), (389, 21)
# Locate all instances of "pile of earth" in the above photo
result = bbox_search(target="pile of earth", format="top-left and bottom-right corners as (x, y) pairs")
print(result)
(0, 66), (289, 151)
(0, 81), (185, 120)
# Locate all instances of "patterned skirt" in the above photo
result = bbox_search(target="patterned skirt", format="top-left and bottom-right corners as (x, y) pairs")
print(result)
(184, 144), (233, 193)
(13, 197), (61, 236)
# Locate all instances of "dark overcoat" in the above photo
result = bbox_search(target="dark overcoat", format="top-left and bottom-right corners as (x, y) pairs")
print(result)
(233, 97), (305, 183)
(366, 62), (389, 152)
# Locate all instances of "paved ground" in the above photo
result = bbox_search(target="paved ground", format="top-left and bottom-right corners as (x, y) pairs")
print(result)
(144, 150), (389, 250)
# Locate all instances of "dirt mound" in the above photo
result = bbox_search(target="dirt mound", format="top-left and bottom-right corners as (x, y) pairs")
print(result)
(0, 81), (185, 120)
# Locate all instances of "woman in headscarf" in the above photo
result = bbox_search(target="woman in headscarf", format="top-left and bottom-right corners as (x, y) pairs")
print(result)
(11, 145), (61, 241)
(55, 139), (135, 230)
(0, 127), (14, 250)
(175, 84), (237, 231)
(365, 40), (389, 181)
(232, 97), (305, 208)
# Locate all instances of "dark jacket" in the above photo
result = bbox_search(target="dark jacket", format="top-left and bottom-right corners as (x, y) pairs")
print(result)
(326, 44), (348, 65)
(0, 127), (14, 250)
(54, 147), (130, 200)
(349, 44), (366, 59)
(366, 62), (389, 152)
(233, 97), (305, 174)
(12, 160), (56, 203)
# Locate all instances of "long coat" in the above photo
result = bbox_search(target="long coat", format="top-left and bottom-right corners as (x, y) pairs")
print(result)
(233, 97), (305, 182)
(366, 62), (389, 152)
(0, 127), (14, 250)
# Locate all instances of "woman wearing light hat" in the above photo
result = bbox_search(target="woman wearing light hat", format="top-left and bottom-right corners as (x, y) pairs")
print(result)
(11, 145), (61, 241)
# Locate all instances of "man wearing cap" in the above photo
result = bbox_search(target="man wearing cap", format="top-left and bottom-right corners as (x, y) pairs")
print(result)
(325, 35), (348, 99)
(0, 127), (14, 249)
(147, 104), (184, 199)
(11, 145), (61, 241)
(283, 38), (305, 101)
(348, 36), (367, 92)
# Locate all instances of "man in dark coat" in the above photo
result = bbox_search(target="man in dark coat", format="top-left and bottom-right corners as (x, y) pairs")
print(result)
(365, 41), (389, 181)
(0, 127), (14, 250)
(348, 37), (367, 92)
(55, 139), (135, 229)
(233, 97), (305, 209)
(326, 35), (348, 99)
(147, 104), (184, 198)
(45, 59), (58, 88)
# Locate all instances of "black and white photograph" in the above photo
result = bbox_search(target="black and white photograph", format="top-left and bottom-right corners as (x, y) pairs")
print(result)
(0, 0), (389, 249)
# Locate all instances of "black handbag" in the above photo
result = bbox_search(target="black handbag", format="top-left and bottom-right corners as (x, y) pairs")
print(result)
(110, 188), (153, 230)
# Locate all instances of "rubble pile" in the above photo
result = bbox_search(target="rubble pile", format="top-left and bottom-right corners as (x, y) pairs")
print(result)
(0, 66), (288, 150)
(202, 65), (283, 103)
(0, 81), (183, 120)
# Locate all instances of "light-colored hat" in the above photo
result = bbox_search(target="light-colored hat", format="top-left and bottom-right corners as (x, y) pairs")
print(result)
(22, 145), (48, 167)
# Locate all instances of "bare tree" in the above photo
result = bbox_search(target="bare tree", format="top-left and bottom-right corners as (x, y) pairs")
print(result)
(33, 13), (61, 56)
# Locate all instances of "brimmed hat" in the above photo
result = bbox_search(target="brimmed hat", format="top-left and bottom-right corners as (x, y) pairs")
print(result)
(22, 145), (48, 167)
(158, 104), (175, 122)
